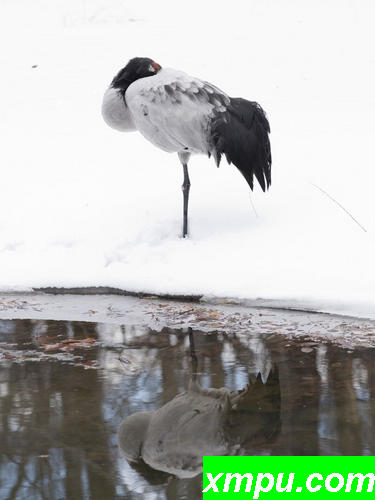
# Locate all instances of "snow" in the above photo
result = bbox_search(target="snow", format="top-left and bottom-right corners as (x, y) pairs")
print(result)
(0, 0), (374, 318)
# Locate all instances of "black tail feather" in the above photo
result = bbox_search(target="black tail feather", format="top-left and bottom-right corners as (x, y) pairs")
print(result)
(210, 97), (271, 191)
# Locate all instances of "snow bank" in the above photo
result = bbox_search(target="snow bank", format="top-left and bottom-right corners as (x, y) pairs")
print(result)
(0, 0), (374, 318)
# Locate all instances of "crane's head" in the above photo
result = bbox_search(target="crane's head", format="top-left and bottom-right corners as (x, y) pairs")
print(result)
(111, 57), (161, 92)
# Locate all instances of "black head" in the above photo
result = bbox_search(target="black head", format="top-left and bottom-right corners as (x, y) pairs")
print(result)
(111, 57), (162, 93)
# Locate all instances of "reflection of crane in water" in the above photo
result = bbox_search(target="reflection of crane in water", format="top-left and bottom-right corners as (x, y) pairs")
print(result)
(118, 328), (281, 478)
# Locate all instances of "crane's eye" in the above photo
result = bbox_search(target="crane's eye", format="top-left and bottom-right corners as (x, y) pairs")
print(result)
(149, 64), (156, 72)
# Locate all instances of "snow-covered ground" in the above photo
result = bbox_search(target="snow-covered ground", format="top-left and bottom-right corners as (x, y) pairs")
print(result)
(0, 0), (374, 318)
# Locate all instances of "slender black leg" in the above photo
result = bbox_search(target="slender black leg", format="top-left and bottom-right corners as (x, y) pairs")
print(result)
(188, 327), (198, 382)
(182, 163), (191, 238)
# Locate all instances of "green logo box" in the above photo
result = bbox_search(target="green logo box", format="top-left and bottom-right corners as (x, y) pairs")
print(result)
(203, 456), (375, 498)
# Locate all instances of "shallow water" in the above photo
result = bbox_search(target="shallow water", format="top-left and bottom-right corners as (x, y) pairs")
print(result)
(0, 317), (375, 499)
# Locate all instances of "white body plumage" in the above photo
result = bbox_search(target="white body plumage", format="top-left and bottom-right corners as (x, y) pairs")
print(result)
(102, 86), (136, 132)
(103, 68), (229, 155)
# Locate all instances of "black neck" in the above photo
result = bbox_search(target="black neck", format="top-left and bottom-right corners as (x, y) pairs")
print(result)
(111, 77), (133, 97)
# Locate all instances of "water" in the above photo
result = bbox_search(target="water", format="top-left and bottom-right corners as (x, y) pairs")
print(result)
(0, 316), (374, 499)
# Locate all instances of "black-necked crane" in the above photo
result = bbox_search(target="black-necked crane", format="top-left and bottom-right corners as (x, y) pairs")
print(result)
(102, 57), (271, 237)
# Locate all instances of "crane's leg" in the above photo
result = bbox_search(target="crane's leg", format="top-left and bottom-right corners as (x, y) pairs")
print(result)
(182, 163), (191, 238)
(178, 152), (191, 238)
(188, 327), (198, 382)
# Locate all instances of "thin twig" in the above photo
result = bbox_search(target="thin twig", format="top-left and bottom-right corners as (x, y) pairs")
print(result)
(310, 182), (367, 233)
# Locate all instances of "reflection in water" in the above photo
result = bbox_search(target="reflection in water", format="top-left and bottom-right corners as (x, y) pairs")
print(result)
(0, 318), (375, 499)
(118, 331), (281, 477)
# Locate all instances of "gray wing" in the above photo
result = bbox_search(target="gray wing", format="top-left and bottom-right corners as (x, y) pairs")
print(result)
(126, 71), (231, 154)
